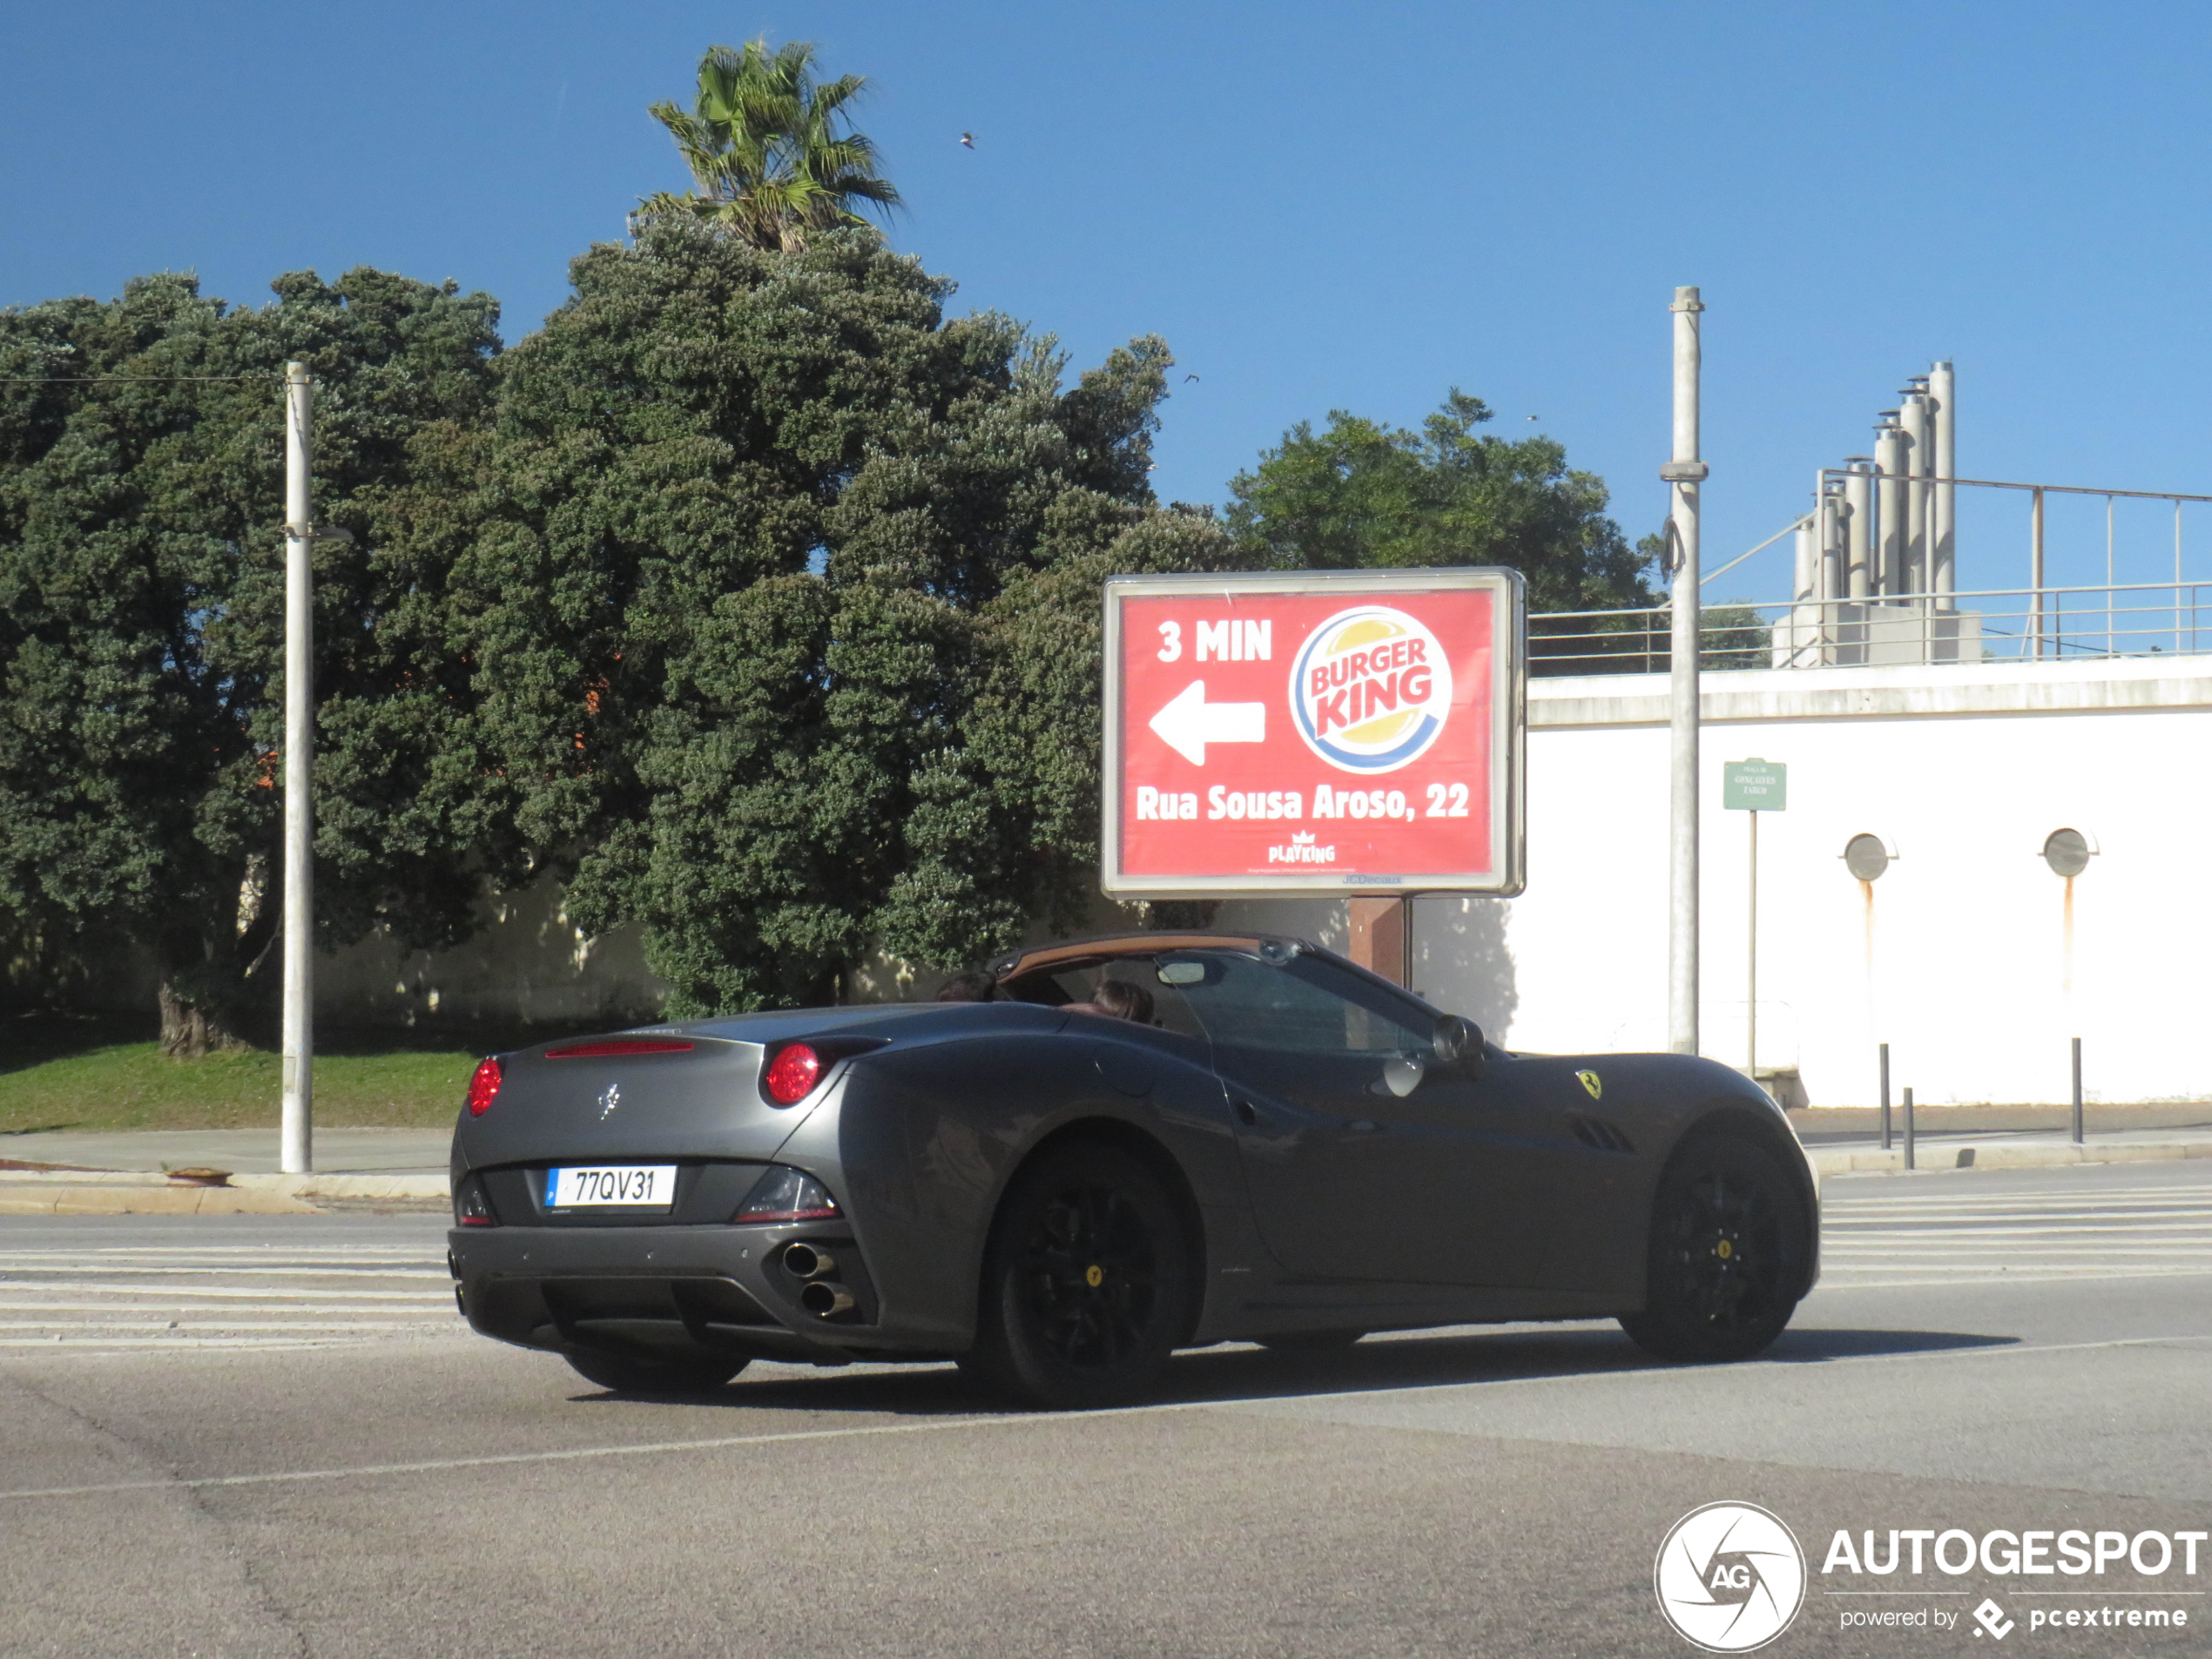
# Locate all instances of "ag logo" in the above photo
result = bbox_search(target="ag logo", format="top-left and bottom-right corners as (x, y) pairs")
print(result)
(1289, 605), (1453, 773)
(1654, 1501), (1806, 1652)
(1577, 1069), (1602, 1100)
(597, 1083), (622, 1121)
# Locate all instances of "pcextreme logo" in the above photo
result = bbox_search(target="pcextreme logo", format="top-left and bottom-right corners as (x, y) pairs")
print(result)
(1655, 1502), (1808, 1652)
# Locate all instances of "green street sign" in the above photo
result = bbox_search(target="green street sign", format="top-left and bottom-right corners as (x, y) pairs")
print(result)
(1723, 758), (1787, 811)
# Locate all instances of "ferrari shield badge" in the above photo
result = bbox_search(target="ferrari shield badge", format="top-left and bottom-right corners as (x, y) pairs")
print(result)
(1576, 1069), (1602, 1101)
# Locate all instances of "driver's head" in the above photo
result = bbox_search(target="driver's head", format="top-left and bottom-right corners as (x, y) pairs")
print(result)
(1091, 978), (1155, 1024)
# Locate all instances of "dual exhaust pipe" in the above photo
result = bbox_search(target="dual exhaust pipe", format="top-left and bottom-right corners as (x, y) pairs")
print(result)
(782, 1243), (855, 1318)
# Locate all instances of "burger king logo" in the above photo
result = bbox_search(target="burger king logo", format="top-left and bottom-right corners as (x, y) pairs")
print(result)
(1289, 605), (1453, 773)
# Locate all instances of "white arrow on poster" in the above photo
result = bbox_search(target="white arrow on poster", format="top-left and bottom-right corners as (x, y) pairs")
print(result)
(1147, 679), (1265, 765)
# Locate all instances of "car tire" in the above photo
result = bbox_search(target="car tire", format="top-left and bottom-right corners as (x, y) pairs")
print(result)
(1619, 1134), (1808, 1364)
(1256, 1331), (1366, 1352)
(563, 1349), (748, 1396)
(965, 1142), (1194, 1409)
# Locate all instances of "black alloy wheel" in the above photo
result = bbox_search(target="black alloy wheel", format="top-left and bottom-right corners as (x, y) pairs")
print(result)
(563, 1349), (749, 1396)
(965, 1143), (1193, 1408)
(1619, 1135), (1807, 1364)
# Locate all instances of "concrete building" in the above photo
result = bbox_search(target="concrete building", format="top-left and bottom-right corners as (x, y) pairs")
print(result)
(1222, 655), (2212, 1108)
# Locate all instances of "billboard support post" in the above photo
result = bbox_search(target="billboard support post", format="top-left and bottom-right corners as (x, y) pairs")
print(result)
(1348, 897), (1409, 989)
(1662, 286), (1708, 1056)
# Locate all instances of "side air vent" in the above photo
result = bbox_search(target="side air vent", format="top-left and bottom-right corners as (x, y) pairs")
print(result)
(1568, 1114), (1636, 1155)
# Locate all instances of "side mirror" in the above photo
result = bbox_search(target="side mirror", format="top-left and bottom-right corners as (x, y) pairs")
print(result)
(1433, 1015), (1485, 1078)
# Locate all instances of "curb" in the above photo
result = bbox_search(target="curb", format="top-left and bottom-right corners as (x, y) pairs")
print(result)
(0, 1170), (448, 1209)
(0, 1184), (319, 1217)
(230, 1173), (448, 1201)
(1813, 1139), (2212, 1176)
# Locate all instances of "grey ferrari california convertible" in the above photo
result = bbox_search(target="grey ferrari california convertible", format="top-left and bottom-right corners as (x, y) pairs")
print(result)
(447, 931), (1820, 1406)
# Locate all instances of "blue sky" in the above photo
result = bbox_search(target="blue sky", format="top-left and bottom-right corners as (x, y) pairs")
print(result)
(7, 1), (2211, 601)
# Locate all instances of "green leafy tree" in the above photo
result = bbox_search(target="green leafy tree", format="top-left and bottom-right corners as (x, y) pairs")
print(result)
(637, 40), (900, 253)
(1224, 390), (1656, 612)
(0, 269), (521, 1053)
(464, 221), (1244, 1014)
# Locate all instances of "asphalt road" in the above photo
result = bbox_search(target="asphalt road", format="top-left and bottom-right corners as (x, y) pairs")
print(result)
(2, 1163), (2207, 1658)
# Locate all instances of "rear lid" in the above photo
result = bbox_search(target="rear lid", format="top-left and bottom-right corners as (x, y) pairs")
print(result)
(451, 1007), (936, 1170)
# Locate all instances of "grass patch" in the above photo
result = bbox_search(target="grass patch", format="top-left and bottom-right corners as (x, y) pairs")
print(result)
(0, 1017), (491, 1132)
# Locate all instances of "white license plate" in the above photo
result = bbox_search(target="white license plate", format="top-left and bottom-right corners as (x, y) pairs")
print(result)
(545, 1165), (678, 1210)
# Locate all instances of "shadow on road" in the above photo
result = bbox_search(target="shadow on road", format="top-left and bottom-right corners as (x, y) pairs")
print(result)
(570, 1323), (2015, 1417)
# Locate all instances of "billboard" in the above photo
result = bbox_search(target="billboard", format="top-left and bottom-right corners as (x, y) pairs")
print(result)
(1101, 568), (1526, 897)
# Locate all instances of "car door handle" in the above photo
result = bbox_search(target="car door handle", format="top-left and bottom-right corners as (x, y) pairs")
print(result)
(1341, 1118), (1381, 1134)
(1232, 1099), (1258, 1126)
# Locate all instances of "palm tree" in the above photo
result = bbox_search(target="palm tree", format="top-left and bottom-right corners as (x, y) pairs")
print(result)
(637, 40), (901, 253)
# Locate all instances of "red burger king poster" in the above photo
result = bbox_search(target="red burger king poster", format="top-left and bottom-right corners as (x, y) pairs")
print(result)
(1101, 569), (1526, 896)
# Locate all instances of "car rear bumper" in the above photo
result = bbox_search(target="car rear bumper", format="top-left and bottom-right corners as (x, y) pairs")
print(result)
(448, 1223), (948, 1366)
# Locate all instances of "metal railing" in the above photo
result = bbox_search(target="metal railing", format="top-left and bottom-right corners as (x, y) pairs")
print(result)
(1530, 581), (2212, 676)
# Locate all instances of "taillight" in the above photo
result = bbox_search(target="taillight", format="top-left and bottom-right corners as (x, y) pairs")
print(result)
(762, 1043), (822, 1105)
(466, 1057), (502, 1116)
(733, 1165), (840, 1224)
(454, 1176), (495, 1227)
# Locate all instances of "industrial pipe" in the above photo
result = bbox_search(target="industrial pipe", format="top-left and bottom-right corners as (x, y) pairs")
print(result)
(1929, 361), (1957, 608)
(1875, 418), (1907, 597)
(1901, 385), (1931, 596)
(1844, 458), (1874, 600)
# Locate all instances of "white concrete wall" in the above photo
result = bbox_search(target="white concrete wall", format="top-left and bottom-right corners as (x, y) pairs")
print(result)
(1223, 656), (2212, 1109)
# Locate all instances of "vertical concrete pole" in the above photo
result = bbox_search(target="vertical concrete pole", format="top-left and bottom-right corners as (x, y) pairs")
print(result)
(1875, 418), (1906, 597)
(1662, 287), (1707, 1056)
(1843, 458), (1874, 600)
(1929, 361), (1957, 608)
(281, 363), (314, 1175)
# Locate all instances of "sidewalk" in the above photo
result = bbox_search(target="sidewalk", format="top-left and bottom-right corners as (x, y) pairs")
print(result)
(1790, 1103), (2212, 1177)
(0, 1127), (449, 1212)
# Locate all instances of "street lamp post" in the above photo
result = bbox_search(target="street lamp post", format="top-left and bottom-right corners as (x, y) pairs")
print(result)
(1662, 287), (1708, 1055)
(281, 362), (314, 1175)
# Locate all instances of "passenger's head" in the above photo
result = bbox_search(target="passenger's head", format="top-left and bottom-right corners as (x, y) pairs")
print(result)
(933, 968), (999, 1003)
(1091, 978), (1155, 1024)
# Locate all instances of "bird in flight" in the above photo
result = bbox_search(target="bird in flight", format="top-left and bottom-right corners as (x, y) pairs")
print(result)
(960, 132), (975, 148)
(1526, 414), (1540, 421)
(1184, 373), (1200, 382)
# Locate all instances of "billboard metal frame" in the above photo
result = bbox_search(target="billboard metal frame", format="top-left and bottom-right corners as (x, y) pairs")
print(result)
(1100, 567), (1527, 900)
